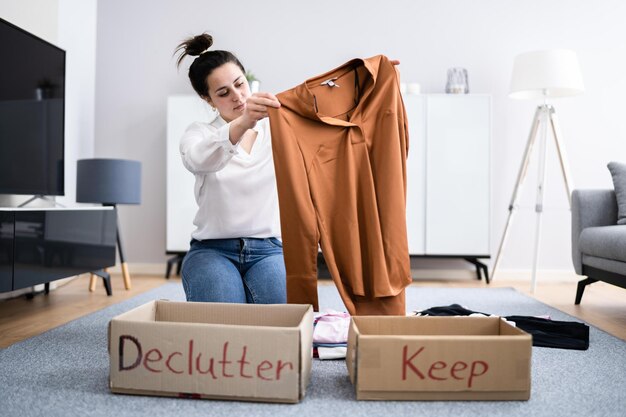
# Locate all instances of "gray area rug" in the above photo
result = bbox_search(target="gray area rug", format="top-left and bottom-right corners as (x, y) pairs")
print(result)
(0, 283), (625, 417)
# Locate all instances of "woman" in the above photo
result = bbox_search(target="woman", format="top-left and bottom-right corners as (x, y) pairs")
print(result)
(174, 33), (284, 304)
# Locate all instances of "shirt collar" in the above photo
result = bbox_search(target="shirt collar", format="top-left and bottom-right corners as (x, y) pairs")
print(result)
(281, 55), (382, 126)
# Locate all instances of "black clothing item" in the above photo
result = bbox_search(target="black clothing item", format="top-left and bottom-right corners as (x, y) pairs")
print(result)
(504, 315), (589, 350)
(417, 304), (487, 317)
(414, 304), (589, 351)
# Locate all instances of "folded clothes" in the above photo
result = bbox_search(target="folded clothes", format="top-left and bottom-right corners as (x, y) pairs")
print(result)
(313, 310), (350, 344)
(504, 315), (589, 350)
(412, 304), (589, 351)
(313, 342), (348, 348)
(412, 304), (487, 317)
(312, 309), (351, 360)
(317, 347), (347, 360)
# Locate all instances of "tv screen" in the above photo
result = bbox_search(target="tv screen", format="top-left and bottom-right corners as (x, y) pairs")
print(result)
(0, 17), (65, 196)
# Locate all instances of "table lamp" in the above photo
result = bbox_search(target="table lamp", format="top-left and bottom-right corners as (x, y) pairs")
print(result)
(76, 158), (141, 291)
(492, 49), (584, 292)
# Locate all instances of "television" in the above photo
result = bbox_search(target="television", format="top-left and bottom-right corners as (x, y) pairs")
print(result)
(0, 17), (65, 196)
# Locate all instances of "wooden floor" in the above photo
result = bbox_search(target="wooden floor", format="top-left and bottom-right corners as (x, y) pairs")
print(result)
(0, 273), (625, 348)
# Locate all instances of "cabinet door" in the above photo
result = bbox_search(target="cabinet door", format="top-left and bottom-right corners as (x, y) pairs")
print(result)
(12, 210), (117, 290)
(0, 212), (14, 292)
(403, 95), (427, 255)
(425, 95), (490, 255)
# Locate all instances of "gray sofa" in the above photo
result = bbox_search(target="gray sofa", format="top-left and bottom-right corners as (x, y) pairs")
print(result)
(571, 189), (626, 304)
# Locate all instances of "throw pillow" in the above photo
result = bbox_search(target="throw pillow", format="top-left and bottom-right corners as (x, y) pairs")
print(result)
(607, 161), (626, 225)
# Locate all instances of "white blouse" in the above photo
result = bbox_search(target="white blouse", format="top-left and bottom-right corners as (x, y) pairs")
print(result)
(179, 116), (281, 240)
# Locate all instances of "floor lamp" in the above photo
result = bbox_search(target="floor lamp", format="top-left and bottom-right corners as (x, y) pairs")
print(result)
(76, 158), (142, 292)
(492, 49), (585, 292)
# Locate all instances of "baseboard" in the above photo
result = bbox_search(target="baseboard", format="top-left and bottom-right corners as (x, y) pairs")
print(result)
(492, 269), (578, 283)
(105, 263), (578, 284)
(0, 263), (579, 301)
(411, 268), (578, 283)
(0, 276), (77, 301)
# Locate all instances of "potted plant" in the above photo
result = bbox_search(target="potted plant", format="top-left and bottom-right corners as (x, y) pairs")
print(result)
(245, 70), (260, 93)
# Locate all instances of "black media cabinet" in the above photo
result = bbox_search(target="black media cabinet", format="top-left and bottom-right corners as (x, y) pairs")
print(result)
(0, 207), (117, 295)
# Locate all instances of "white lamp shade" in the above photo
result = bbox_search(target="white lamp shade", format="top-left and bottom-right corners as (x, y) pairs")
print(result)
(509, 49), (585, 99)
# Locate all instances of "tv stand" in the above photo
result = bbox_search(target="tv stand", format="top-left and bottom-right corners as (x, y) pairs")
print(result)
(18, 195), (66, 208)
(0, 207), (116, 296)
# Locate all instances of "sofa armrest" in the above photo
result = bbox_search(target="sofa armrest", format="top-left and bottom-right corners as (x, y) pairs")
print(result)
(571, 189), (618, 274)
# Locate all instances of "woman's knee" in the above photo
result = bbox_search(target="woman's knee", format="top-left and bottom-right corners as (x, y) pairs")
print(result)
(244, 255), (286, 304)
(181, 251), (246, 303)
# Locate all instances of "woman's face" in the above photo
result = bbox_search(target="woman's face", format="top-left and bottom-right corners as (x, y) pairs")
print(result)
(205, 62), (250, 123)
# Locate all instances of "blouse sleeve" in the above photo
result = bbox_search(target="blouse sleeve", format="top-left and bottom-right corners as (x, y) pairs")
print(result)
(179, 121), (240, 174)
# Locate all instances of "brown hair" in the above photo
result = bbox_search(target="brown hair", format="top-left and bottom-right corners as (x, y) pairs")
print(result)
(174, 33), (245, 98)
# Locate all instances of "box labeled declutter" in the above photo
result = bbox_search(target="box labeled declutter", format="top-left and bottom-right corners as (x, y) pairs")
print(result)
(347, 316), (532, 401)
(108, 300), (314, 403)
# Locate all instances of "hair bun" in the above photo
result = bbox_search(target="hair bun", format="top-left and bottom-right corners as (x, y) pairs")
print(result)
(174, 33), (214, 68)
(187, 33), (213, 56)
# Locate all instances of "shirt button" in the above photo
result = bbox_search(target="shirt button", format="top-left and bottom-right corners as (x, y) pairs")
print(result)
(229, 150), (234, 154)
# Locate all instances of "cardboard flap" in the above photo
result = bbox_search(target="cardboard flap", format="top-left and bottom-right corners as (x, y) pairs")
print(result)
(297, 305), (314, 399)
(154, 300), (310, 327)
(346, 319), (359, 385)
(112, 300), (157, 322)
(353, 315), (503, 336)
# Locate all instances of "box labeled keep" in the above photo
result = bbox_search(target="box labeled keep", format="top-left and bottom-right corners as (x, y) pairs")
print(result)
(347, 316), (532, 401)
(108, 300), (314, 403)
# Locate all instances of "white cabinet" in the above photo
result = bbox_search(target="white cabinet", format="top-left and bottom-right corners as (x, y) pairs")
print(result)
(165, 94), (491, 274)
(166, 95), (216, 254)
(404, 96), (427, 254)
(404, 94), (491, 257)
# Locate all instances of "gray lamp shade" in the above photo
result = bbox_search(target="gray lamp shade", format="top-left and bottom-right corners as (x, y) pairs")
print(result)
(76, 158), (141, 205)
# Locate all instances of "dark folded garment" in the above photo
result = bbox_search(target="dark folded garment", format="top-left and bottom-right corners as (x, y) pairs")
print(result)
(413, 304), (590, 351)
(416, 304), (487, 317)
(504, 315), (589, 350)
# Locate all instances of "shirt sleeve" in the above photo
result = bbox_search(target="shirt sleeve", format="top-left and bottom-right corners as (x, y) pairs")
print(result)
(179, 121), (240, 174)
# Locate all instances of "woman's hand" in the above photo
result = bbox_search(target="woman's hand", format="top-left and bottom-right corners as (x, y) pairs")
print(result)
(391, 59), (401, 81)
(229, 92), (280, 145)
(241, 92), (281, 129)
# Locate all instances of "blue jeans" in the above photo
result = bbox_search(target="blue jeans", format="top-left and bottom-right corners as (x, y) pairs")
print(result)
(181, 238), (286, 304)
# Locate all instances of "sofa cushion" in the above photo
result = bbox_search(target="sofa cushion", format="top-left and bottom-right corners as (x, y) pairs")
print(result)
(579, 225), (626, 263)
(607, 161), (626, 225)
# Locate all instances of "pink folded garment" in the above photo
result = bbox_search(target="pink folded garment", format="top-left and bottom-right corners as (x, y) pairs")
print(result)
(313, 310), (351, 344)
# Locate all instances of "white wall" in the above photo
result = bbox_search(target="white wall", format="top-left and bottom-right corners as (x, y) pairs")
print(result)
(0, 0), (58, 41)
(0, 0), (97, 207)
(57, 0), (98, 205)
(94, 0), (626, 273)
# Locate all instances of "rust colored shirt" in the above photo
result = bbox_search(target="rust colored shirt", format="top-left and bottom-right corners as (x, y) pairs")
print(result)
(268, 55), (411, 312)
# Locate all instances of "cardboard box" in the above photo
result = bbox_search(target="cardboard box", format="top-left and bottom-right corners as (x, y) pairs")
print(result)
(108, 300), (313, 403)
(346, 316), (532, 401)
